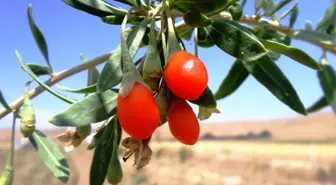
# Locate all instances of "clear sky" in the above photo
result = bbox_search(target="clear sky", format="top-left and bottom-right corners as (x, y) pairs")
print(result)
(0, 0), (335, 129)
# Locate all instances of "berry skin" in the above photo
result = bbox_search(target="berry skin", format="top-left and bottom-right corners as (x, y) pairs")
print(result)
(117, 81), (160, 139)
(164, 51), (208, 101)
(168, 99), (200, 145)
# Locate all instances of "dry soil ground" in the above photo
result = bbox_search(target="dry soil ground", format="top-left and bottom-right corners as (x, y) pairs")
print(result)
(0, 111), (335, 185)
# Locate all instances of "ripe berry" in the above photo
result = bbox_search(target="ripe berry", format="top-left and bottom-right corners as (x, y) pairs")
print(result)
(164, 51), (208, 101)
(117, 81), (160, 139)
(168, 98), (200, 145)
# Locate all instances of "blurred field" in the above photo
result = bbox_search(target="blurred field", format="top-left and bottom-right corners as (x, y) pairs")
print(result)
(0, 111), (335, 185)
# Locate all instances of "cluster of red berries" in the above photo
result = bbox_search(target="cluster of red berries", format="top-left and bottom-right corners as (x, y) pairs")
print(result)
(117, 50), (208, 145)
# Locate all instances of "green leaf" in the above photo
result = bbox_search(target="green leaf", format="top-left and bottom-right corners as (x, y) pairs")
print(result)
(27, 4), (51, 68)
(80, 54), (100, 93)
(215, 60), (249, 100)
(255, 0), (263, 13)
(0, 90), (12, 112)
(97, 23), (148, 92)
(279, 0), (298, 20)
(265, 0), (292, 16)
(183, 11), (212, 28)
(62, 0), (127, 17)
(229, 2), (243, 21)
(260, 39), (321, 70)
(87, 123), (107, 150)
(189, 86), (217, 108)
(27, 63), (52, 76)
(306, 96), (328, 113)
(15, 50), (76, 104)
(113, 0), (134, 6)
(241, 55), (306, 115)
(142, 9), (163, 92)
(318, 64), (336, 113)
(294, 29), (336, 46)
(263, 0), (277, 15)
(56, 84), (97, 94)
(89, 116), (120, 185)
(28, 130), (70, 183)
(207, 19), (268, 62)
(316, 0), (336, 35)
(48, 89), (117, 127)
(288, 2), (298, 28)
(241, 0), (247, 7)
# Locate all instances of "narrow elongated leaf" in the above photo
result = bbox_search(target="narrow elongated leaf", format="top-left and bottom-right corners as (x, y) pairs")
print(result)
(262, 0), (277, 16)
(318, 64), (336, 113)
(279, 0), (298, 20)
(48, 89), (118, 127)
(28, 130), (70, 183)
(316, 0), (336, 35)
(260, 40), (321, 70)
(288, 2), (298, 28)
(97, 21), (149, 92)
(207, 20), (268, 62)
(56, 84), (97, 94)
(81, 54), (100, 86)
(215, 60), (249, 100)
(27, 63), (52, 76)
(27, 4), (51, 68)
(255, 0), (263, 13)
(89, 116), (121, 185)
(266, 0), (292, 16)
(0, 90), (12, 112)
(62, 0), (126, 17)
(306, 96), (328, 113)
(16, 50), (76, 104)
(294, 29), (336, 46)
(113, 0), (134, 6)
(241, 55), (306, 115)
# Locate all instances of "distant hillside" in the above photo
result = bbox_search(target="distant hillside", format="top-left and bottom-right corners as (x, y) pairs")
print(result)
(153, 111), (336, 142)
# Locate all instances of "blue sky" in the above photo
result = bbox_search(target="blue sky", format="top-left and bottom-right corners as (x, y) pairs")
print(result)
(0, 0), (335, 129)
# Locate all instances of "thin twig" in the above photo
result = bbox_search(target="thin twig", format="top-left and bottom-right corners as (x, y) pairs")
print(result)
(0, 52), (111, 119)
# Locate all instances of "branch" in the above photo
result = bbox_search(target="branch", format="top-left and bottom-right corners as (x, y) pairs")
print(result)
(0, 52), (111, 119)
(175, 12), (336, 54)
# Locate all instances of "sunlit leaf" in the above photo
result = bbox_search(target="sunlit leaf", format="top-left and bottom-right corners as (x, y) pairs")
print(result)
(241, 55), (306, 115)
(48, 89), (117, 127)
(207, 19), (268, 62)
(215, 60), (249, 100)
(306, 96), (328, 113)
(29, 130), (70, 183)
(16, 50), (76, 104)
(265, 0), (292, 16)
(294, 29), (336, 46)
(260, 39), (321, 70)
(97, 21), (149, 92)
(279, 0), (298, 20)
(27, 4), (51, 68)
(318, 63), (336, 113)
(62, 0), (127, 17)
(56, 84), (97, 94)
(316, 0), (336, 35)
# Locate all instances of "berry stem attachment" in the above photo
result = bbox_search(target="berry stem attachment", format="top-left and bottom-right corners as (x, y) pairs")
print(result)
(164, 1), (182, 65)
(119, 8), (149, 98)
